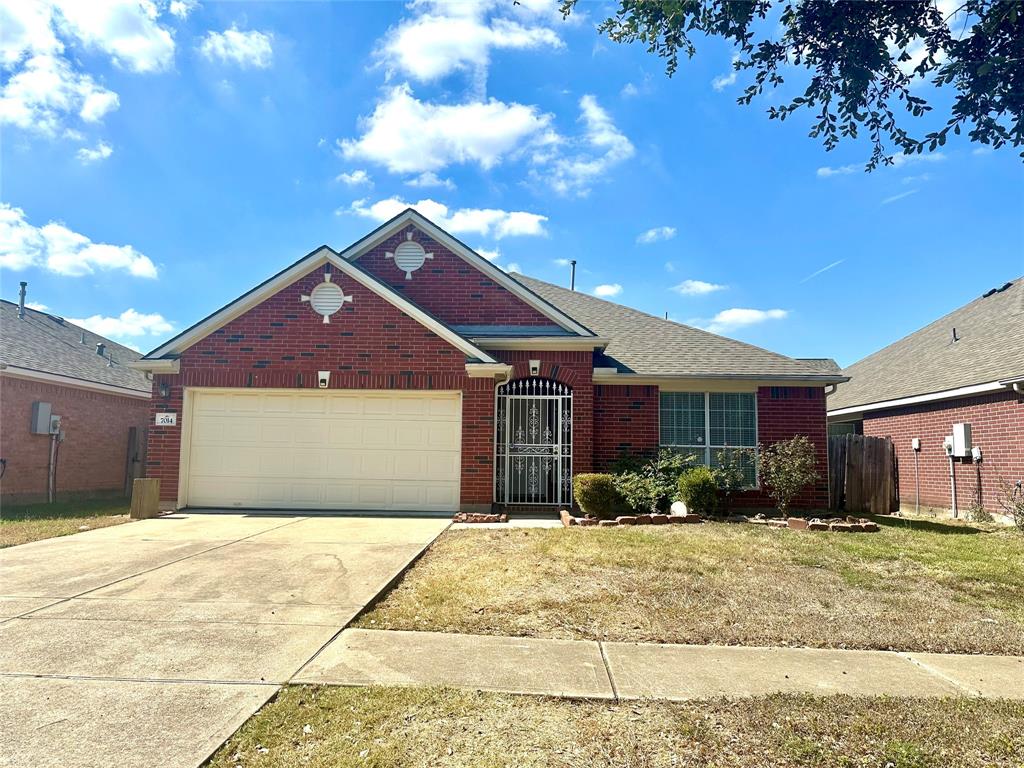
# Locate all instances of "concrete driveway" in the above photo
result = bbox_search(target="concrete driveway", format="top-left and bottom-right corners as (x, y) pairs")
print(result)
(0, 513), (449, 768)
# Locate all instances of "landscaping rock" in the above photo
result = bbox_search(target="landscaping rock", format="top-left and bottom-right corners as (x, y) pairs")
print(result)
(767, 519), (789, 529)
(453, 512), (506, 524)
(598, 520), (618, 527)
(670, 500), (689, 516)
(614, 516), (638, 525)
(650, 514), (669, 525)
(577, 517), (598, 527)
(559, 510), (576, 527)
(666, 513), (702, 524)
(635, 514), (654, 525)
(829, 522), (855, 532)
(787, 518), (808, 530)
(861, 522), (880, 532)
(807, 521), (830, 531)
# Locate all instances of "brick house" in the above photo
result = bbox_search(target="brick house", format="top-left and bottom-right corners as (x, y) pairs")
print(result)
(131, 210), (844, 514)
(0, 293), (151, 504)
(828, 277), (1023, 516)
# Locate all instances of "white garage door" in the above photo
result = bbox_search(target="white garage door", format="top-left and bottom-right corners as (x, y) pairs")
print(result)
(184, 389), (462, 512)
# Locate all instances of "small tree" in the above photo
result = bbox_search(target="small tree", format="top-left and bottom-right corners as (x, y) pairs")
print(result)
(997, 480), (1024, 533)
(612, 448), (696, 513)
(712, 447), (756, 513)
(758, 436), (820, 517)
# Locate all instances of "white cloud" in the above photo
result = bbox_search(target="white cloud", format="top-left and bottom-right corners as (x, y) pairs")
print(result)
(54, 0), (175, 73)
(340, 84), (553, 174)
(881, 189), (918, 205)
(664, 261), (675, 273)
(636, 225), (676, 245)
(199, 26), (273, 68)
(541, 95), (634, 196)
(168, 0), (198, 19)
(0, 53), (119, 134)
(0, 203), (157, 278)
(620, 82), (638, 98)
(816, 163), (859, 178)
(504, 262), (521, 274)
(902, 173), (931, 185)
(348, 197), (547, 240)
(673, 279), (726, 296)
(592, 283), (622, 298)
(336, 169), (371, 186)
(68, 308), (173, 338)
(405, 171), (455, 190)
(76, 140), (112, 163)
(25, 301), (48, 311)
(553, 257), (571, 267)
(799, 259), (844, 283)
(0, 0), (176, 139)
(375, 0), (563, 88)
(972, 146), (993, 156)
(711, 54), (740, 91)
(703, 308), (787, 334)
(475, 246), (500, 261)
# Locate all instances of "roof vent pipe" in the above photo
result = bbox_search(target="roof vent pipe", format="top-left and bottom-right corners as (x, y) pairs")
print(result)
(81, 332), (86, 344)
(18, 282), (27, 319)
(951, 327), (959, 343)
(569, 260), (576, 291)
(96, 342), (106, 356)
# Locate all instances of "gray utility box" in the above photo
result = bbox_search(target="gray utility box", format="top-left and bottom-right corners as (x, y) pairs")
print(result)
(30, 402), (52, 434)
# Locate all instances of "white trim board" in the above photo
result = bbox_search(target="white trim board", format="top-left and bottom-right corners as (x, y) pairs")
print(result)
(136, 245), (497, 366)
(827, 380), (1012, 419)
(342, 209), (595, 338)
(0, 366), (151, 399)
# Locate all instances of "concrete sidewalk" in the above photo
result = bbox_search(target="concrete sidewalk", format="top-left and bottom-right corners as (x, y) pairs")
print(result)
(294, 628), (1024, 701)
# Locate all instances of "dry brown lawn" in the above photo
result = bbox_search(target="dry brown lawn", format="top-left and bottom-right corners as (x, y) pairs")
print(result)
(208, 686), (1024, 768)
(357, 518), (1024, 655)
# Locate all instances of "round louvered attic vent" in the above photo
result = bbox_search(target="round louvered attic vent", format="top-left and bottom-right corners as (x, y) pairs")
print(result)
(300, 274), (353, 323)
(387, 231), (433, 279)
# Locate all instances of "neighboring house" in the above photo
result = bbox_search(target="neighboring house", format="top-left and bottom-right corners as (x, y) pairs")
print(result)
(0, 290), (151, 504)
(828, 277), (1024, 516)
(131, 210), (845, 514)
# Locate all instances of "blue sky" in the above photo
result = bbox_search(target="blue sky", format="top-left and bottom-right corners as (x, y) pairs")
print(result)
(1, 0), (1021, 366)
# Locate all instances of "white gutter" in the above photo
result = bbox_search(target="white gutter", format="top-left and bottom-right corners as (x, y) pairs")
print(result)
(128, 358), (181, 374)
(594, 371), (849, 385)
(465, 362), (514, 378)
(472, 336), (610, 350)
(828, 379), (1012, 418)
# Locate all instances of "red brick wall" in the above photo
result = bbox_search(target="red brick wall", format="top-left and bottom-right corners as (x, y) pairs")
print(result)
(593, 385), (659, 469)
(0, 375), (149, 503)
(149, 264), (499, 507)
(732, 386), (830, 509)
(862, 389), (1024, 514)
(357, 228), (555, 326)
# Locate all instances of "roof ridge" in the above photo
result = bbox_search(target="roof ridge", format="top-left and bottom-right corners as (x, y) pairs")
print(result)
(513, 273), (823, 373)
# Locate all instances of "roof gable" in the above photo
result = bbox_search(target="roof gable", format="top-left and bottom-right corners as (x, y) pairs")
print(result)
(343, 209), (594, 337)
(139, 246), (497, 364)
(828, 276), (1024, 411)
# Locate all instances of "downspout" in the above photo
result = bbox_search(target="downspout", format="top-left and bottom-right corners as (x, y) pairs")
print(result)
(493, 365), (513, 511)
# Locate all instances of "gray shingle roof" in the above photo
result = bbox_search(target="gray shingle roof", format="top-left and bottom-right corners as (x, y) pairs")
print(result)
(512, 275), (841, 379)
(0, 300), (151, 394)
(828, 277), (1024, 411)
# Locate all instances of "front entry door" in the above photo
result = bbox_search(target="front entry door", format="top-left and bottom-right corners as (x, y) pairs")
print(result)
(495, 379), (572, 506)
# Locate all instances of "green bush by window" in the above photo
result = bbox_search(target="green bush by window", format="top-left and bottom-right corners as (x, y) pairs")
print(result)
(573, 474), (627, 519)
(677, 466), (720, 516)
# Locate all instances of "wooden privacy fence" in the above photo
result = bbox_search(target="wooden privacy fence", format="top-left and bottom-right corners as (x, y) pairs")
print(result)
(828, 434), (899, 514)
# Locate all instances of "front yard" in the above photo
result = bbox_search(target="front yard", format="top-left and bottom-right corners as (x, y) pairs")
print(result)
(209, 686), (1023, 768)
(357, 517), (1024, 655)
(0, 497), (131, 548)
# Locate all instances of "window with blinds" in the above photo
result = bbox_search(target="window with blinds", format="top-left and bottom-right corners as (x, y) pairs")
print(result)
(659, 391), (758, 486)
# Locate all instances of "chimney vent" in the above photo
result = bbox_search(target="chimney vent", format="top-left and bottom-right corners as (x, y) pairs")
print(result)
(96, 343), (106, 356)
(569, 260), (577, 291)
(18, 282), (27, 319)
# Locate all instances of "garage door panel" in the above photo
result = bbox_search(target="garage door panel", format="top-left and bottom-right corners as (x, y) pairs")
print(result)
(186, 390), (461, 512)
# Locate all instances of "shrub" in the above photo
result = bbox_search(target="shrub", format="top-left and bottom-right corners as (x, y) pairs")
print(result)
(611, 448), (697, 514)
(677, 466), (720, 516)
(573, 474), (626, 520)
(997, 479), (1024, 533)
(712, 447), (756, 511)
(758, 436), (820, 517)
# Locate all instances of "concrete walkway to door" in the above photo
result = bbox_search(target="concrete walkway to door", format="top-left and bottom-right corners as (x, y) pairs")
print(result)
(0, 512), (449, 768)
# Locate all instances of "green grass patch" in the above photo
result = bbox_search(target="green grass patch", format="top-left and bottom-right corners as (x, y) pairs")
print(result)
(0, 497), (131, 548)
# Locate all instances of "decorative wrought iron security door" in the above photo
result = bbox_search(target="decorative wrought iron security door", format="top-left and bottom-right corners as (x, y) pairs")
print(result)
(495, 379), (572, 506)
